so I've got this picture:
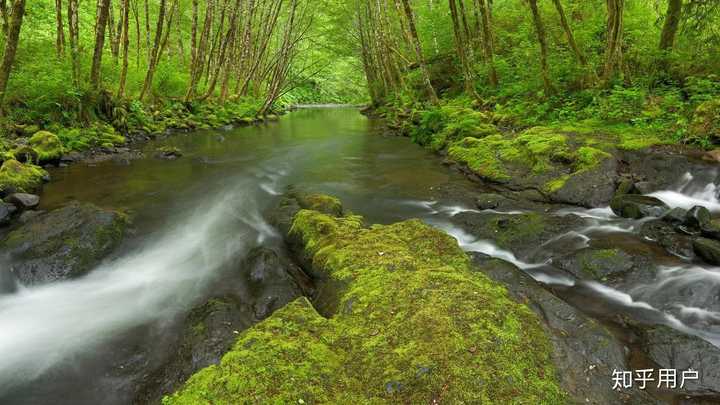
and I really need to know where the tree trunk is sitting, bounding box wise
[400,0,438,103]
[0,0,25,108]
[90,0,111,89]
[55,0,65,57]
[551,0,586,65]
[476,0,498,86]
[450,0,478,99]
[117,0,130,97]
[659,0,682,50]
[602,0,625,84]
[0,0,8,36]
[528,0,553,96]
[140,0,167,100]
[67,0,81,87]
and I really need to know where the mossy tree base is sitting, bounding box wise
[164,196,565,404]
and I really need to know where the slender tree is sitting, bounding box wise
[90,0,112,89]
[67,0,80,87]
[140,0,167,100]
[117,0,130,97]
[0,0,26,108]
[528,0,553,96]
[400,0,439,103]
[602,0,626,84]
[54,0,65,57]
[476,0,498,86]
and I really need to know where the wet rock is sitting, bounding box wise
[17,209,43,224]
[554,248,637,281]
[639,325,720,399]
[0,201,15,226]
[475,193,511,210]
[60,151,84,163]
[470,255,659,405]
[662,207,688,225]
[241,246,312,319]
[701,219,720,240]
[615,177,636,195]
[451,210,585,259]
[135,247,311,404]
[0,201,128,285]
[693,237,720,265]
[6,193,40,210]
[633,181,655,195]
[133,296,255,405]
[551,157,619,208]
[685,206,712,229]
[640,219,695,258]
[610,194,669,219]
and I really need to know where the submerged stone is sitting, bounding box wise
[610,194,668,219]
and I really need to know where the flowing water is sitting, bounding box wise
[1,108,720,403]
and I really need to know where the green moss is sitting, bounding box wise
[29,130,64,162]
[293,193,343,216]
[166,198,565,404]
[0,159,47,194]
[545,175,571,193]
[574,146,611,171]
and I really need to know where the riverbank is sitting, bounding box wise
[0,96,285,228]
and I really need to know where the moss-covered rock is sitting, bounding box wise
[29,130,64,162]
[165,196,565,404]
[0,159,47,196]
[1,201,128,285]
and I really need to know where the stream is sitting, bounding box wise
[2,107,720,404]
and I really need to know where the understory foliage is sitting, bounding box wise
[349,0,720,148]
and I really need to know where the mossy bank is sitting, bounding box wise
[164,195,565,404]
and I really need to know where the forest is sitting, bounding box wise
[1,0,720,404]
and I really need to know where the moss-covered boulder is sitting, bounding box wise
[610,194,669,219]
[1,201,128,285]
[0,159,48,197]
[165,196,565,404]
[29,130,64,162]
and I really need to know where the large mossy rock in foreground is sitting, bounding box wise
[1,201,128,285]
[164,197,565,404]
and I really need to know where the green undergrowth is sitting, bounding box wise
[374,96,675,194]
[164,196,565,404]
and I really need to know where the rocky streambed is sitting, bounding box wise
[2,108,720,404]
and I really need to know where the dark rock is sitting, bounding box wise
[662,207,688,225]
[610,194,669,219]
[0,202,15,226]
[685,205,712,229]
[451,210,585,259]
[470,255,659,405]
[17,209,43,224]
[640,219,695,258]
[701,220,720,240]
[552,157,619,208]
[134,246,312,404]
[133,296,255,405]
[1,201,128,285]
[639,325,720,399]
[60,151,84,163]
[554,247,637,281]
[693,237,720,265]
[475,193,507,210]
[6,193,40,210]
[155,147,183,160]
[241,246,312,319]
[633,181,654,194]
